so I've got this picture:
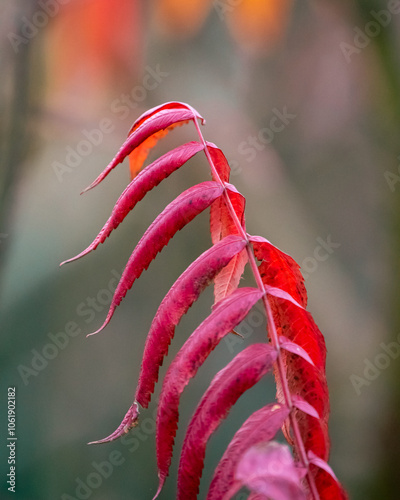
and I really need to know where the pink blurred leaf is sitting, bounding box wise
[234,442,306,500]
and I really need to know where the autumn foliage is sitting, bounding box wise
[62,102,348,499]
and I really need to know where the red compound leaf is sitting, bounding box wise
[63,102,347,500]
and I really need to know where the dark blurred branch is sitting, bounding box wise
[0,0,40,266]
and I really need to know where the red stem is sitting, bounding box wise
[193,118,320,500]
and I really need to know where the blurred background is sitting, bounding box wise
[1,0,399,498]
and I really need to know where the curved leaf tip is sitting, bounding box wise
[86,307,115,337]
[88,401,139,445]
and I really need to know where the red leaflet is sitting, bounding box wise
[127,102,203,134]
[251,235,307,307]
[264,284,304,309]
[177,343,278,500]
[208,145,248,305]
[154,288,264,497]
[292,395,320,420]
[61,141,204,265]
[207,144,231,183]
[211,199,248,304]
[136,235,248,409]
[273,300,328,417]
[208,403,290,500]
[233,442,306,500]
[307,451,338,483]
[89,181,224,335]
[128,102,204,179]
[210,184,246,248]
[82,102,204,192]
[211,197,247,305]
